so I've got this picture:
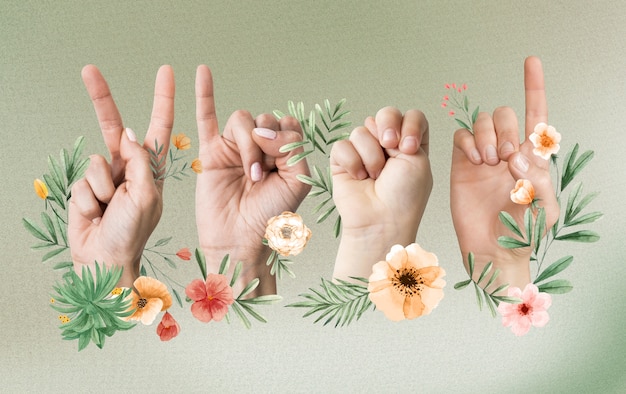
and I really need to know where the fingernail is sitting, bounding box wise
[92,217,101,225]
[471,148,482,163]
[357,169,368,180]
[125,127,137,142]
[251,162,262,182]
[500,141,515,157]
[253,127,277,140]
[400,136,418,153]
[382,129,397,145]
[485,145,498,163]
[514,154,529,172]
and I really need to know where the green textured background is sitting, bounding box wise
[2,1,624,392]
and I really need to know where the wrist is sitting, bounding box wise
[464,251,531,291]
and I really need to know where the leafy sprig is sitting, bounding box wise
[274,99,351,237]
[193,250,282,329]
[442,83,479,133]
[50,262,135,351]
[262,239,296,279]
[141,236,187,308]
[149,139,192,181]
[286,277,373,327]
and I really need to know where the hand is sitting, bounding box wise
[194,65,310,296]
[331,107,432,280]
[68,65,175,287]
[450,56,559,289]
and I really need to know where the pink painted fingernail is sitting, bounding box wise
[125,127,137,142]
[514,153,530,173]
[253,127,277,140]
[400,136,418,153]
[382,129,397,145]
[251,162,262,182]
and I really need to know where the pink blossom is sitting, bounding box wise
[443,95,449,101]
[448,110,455,116]
[497,283,551,336]
[445,83,450,89]
[441,103,448,108]
[452,83,457,89]
[462,83,467,90]
[156,312,180,341]
[185,274,234,323]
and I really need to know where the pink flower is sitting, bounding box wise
[441,102,448,108]
[185,274,234,323]
[443,95,449,101]
[156,312,180,341]
[445,83,450,89]
[462,83,467,90]
[452,83,457,89]
[497,283,551,336]
[448,110,455,116]
[176,248,192,261]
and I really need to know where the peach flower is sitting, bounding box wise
[191,158,202,173]
[529,123,561,159]
[34,179,48,200]
[176,248,192,261]
[264,211,312,256]
[156,312,180,341]
[368,244,446,321]
[497,283,551,336]
[185,274,234,323]
[172,133,191,150]
[124,276,173,325]
[510,179,535,205]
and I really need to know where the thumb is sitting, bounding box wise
[252,127,311,181]
[119,128,157,195]
[508,152,559,225]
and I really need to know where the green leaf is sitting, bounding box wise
[476,261,493,285]
[473,283,483,310]
[317,205,336,223]
[533,208,546,254]
[40,212,58,244]
[534,255,573,284]
[53,261,74,270]
[565,211,603,227]
[217,254,230,276]
[172,288,183,308]
[286,150,313,166]
[455,118,471,131]
[164,256,176,269]
[537,279,573,294]
[468,252,475,277]
[454,279,471,290]
[471,105,480,124]
[42,247,67,262]
[554,230,600,243]
[229,302,251,329]
[279,140,309,153]
[333,215,342,238]
[497,236,530,249]
[566,191,600,225]
[230,261,243,287]
[23,218,52,242]
[195,248,208,279]
[153,237,172,247]
[498,211,524,238]
[524,207,533,242]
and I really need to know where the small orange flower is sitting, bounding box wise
[172,133,191,150]
[156,312,180,341]
[529,123,561,159]
[176,248,192,261]
[510,179,535,205]
[264,211,312,256]
[368,244,446,321]
[58,315,71,324]
[124,276,172,325]
[34,179,48,200]
[191,158,202,173]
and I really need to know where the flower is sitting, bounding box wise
[529,123,561,159]
[124,276,173,325]
[172,133,191,150]
[448,110,455,116]
[58,315,71,324]
[156,312,180,341]
[191,158,202,173]
[34,179,48,200]
[510,179,535,205]
[264,211,312,256]
[497,283,551,336]
[185,274,234,323]
[368,244,446,321]
[176,248,192,261]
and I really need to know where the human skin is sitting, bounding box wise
[450,56,560,290]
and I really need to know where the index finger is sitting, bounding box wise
[524,56,548,139]
[81,65,124,171]
[195,65,220,147]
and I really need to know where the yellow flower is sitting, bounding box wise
[368,244,446,321]
[58,315,71,324]
[191,158,202,174]
[34,179,48,200]
[124,277,172,325]
[529,123,561,159]
[510,179,535,205]
[264,211,312,256]
[172,133,191,150]
[110,287,123,297]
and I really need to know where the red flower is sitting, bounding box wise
[156,312,180,341]
[176,248,192,261]
[443,95,449,101]
[448,110,455,116]
[444,83,450,89]
[185,274,234,323]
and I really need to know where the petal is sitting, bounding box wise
[403,294,426,319]
[191,300,214,323]
[531,310,550,327]
[386,245,407,271]
[419,266,446,288]
[185,279,208,301]
[418,286,445,314]
[522,283,539,303]
[507,286,523,298]
[208,300,230,322]
[510,315,532,336]
[533,292,552,310]
[138,298,163,325]
[133,276,172,310]
[368,260,394,284]
[405,243,439,269]
[368,285,406,321]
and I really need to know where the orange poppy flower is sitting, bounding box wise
[510,179,535,205]
[191,158,202,173]
[368,244,446,321]
[264,211,312,256]
[124,276,172,325]
[172,133,191,150]
[34,179,48,200]
[529,123,561,159]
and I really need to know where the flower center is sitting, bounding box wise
[280,225,293,239]
[391,268,424,297]
[540,133,553,147]
[207,295,214,301]
[518,303,530,315]
[137,298,148,309]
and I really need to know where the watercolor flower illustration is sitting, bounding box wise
[172,133,191,150]
[185,274,234,323]
[264,211,312,256]
[368,244,446,321]
[156,312,180,341]
[191,158,202,173]
[529,123,561,159]
[176,248,192,261]
[497,283,551,336]
[33,179,48,200]
[124,276,173,325]
[510,179,535,205]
